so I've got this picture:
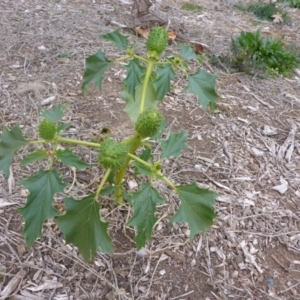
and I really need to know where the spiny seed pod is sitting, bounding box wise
[38,119,57,141]
[98,139,128,169]
[146,26,168,56]
[135,109,164,138]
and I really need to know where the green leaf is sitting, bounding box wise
[122,82,159,122]
[102,29,129,50]
[18,170,67,247]
[57,123,72,133]
[135,163,152,176]
[82,50,112,95]
[154,65,176,100]
[180,44,198,60]
[0,125,28,178]
[56,149,91,170]
[55,194,113,262]
[42,104,67,123]
[152,119,166,139]
[185,69,219,113]
[134,148,152,176]
[128,183,165,249]
[124,59,146,100]
[21,149,48,166]
[100,185,115,196]
[170,182,217,240]
[160,130,188,158]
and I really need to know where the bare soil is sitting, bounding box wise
[0,0,300,299]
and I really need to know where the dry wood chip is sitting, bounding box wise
[26,280,63,292]
[0,269,26,298]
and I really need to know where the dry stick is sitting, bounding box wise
[241,86,274,109]
[99,254,121,300]
[228,230,299,238]
[277,121,297,163]
[222,141,233,177]
[259,289,282,300]
[144,253,164,298]
[279,280,300,294]
[170,290,194,300]
[270,254,289,273]
[28,239,132,300]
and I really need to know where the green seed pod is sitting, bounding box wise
[135,109,164,138]
[38,119,57,141]
[146,26,168,56]
[98,139,128,169]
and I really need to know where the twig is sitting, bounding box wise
[277,122,297,163]
[271,255,289,272]
[170,290,194,300]
[279,280,300,294]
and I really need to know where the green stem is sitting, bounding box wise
[127,153,178,192]
[140,60,155,113]
[132,54,149,64]
[95,168,111,200]
[114,135,142,203]
[48,142,58,169]
[57,137,100,148]
[113,55,131,64]
[27,140,47,145]
[173,64,188,75]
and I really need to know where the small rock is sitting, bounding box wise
[266,277,275,287]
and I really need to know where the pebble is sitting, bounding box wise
[266,277,275,287]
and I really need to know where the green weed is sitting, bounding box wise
[181,2,203,11]
[231,29,299,76]
[247,2,289,22]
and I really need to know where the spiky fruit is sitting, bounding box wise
[38,120,57,141]
[98,139,128,169]
[135,109,164,138]
[146,26,168,56]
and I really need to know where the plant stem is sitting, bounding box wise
[57,137,100,148]
[114,135,142,203]
[140,59,155,113]
[48,143,58,169]
[113,55,131,64]
[127,153,178,192]
[27,140,48,145]
[132,54,149,64]
[95,168,111,200]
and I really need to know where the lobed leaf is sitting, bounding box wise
[82,50,112,95]
[160,130,188,158]
[154,64,176,100]
[128,183,165,249]
[0,125,28,178]
[102,29,129,50]
[170,182,217,240]
[57,123,72,133]
[20,149,48,166]
[180,44,198,60]
[55,194,113,262]
[56,149,91,170]
[122,81,159,122]
[124,59,146,100]
[18,170,67,247]
[185,69,219,113]
[42,103,67,123]
[134,147,153,176]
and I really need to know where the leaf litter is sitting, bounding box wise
[0,0,300,299]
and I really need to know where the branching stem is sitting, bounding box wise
[140,59,155,113]
[95,168,111,200]
[127,153,177,192]
[114,135,142,203]
[56,137,100,148]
